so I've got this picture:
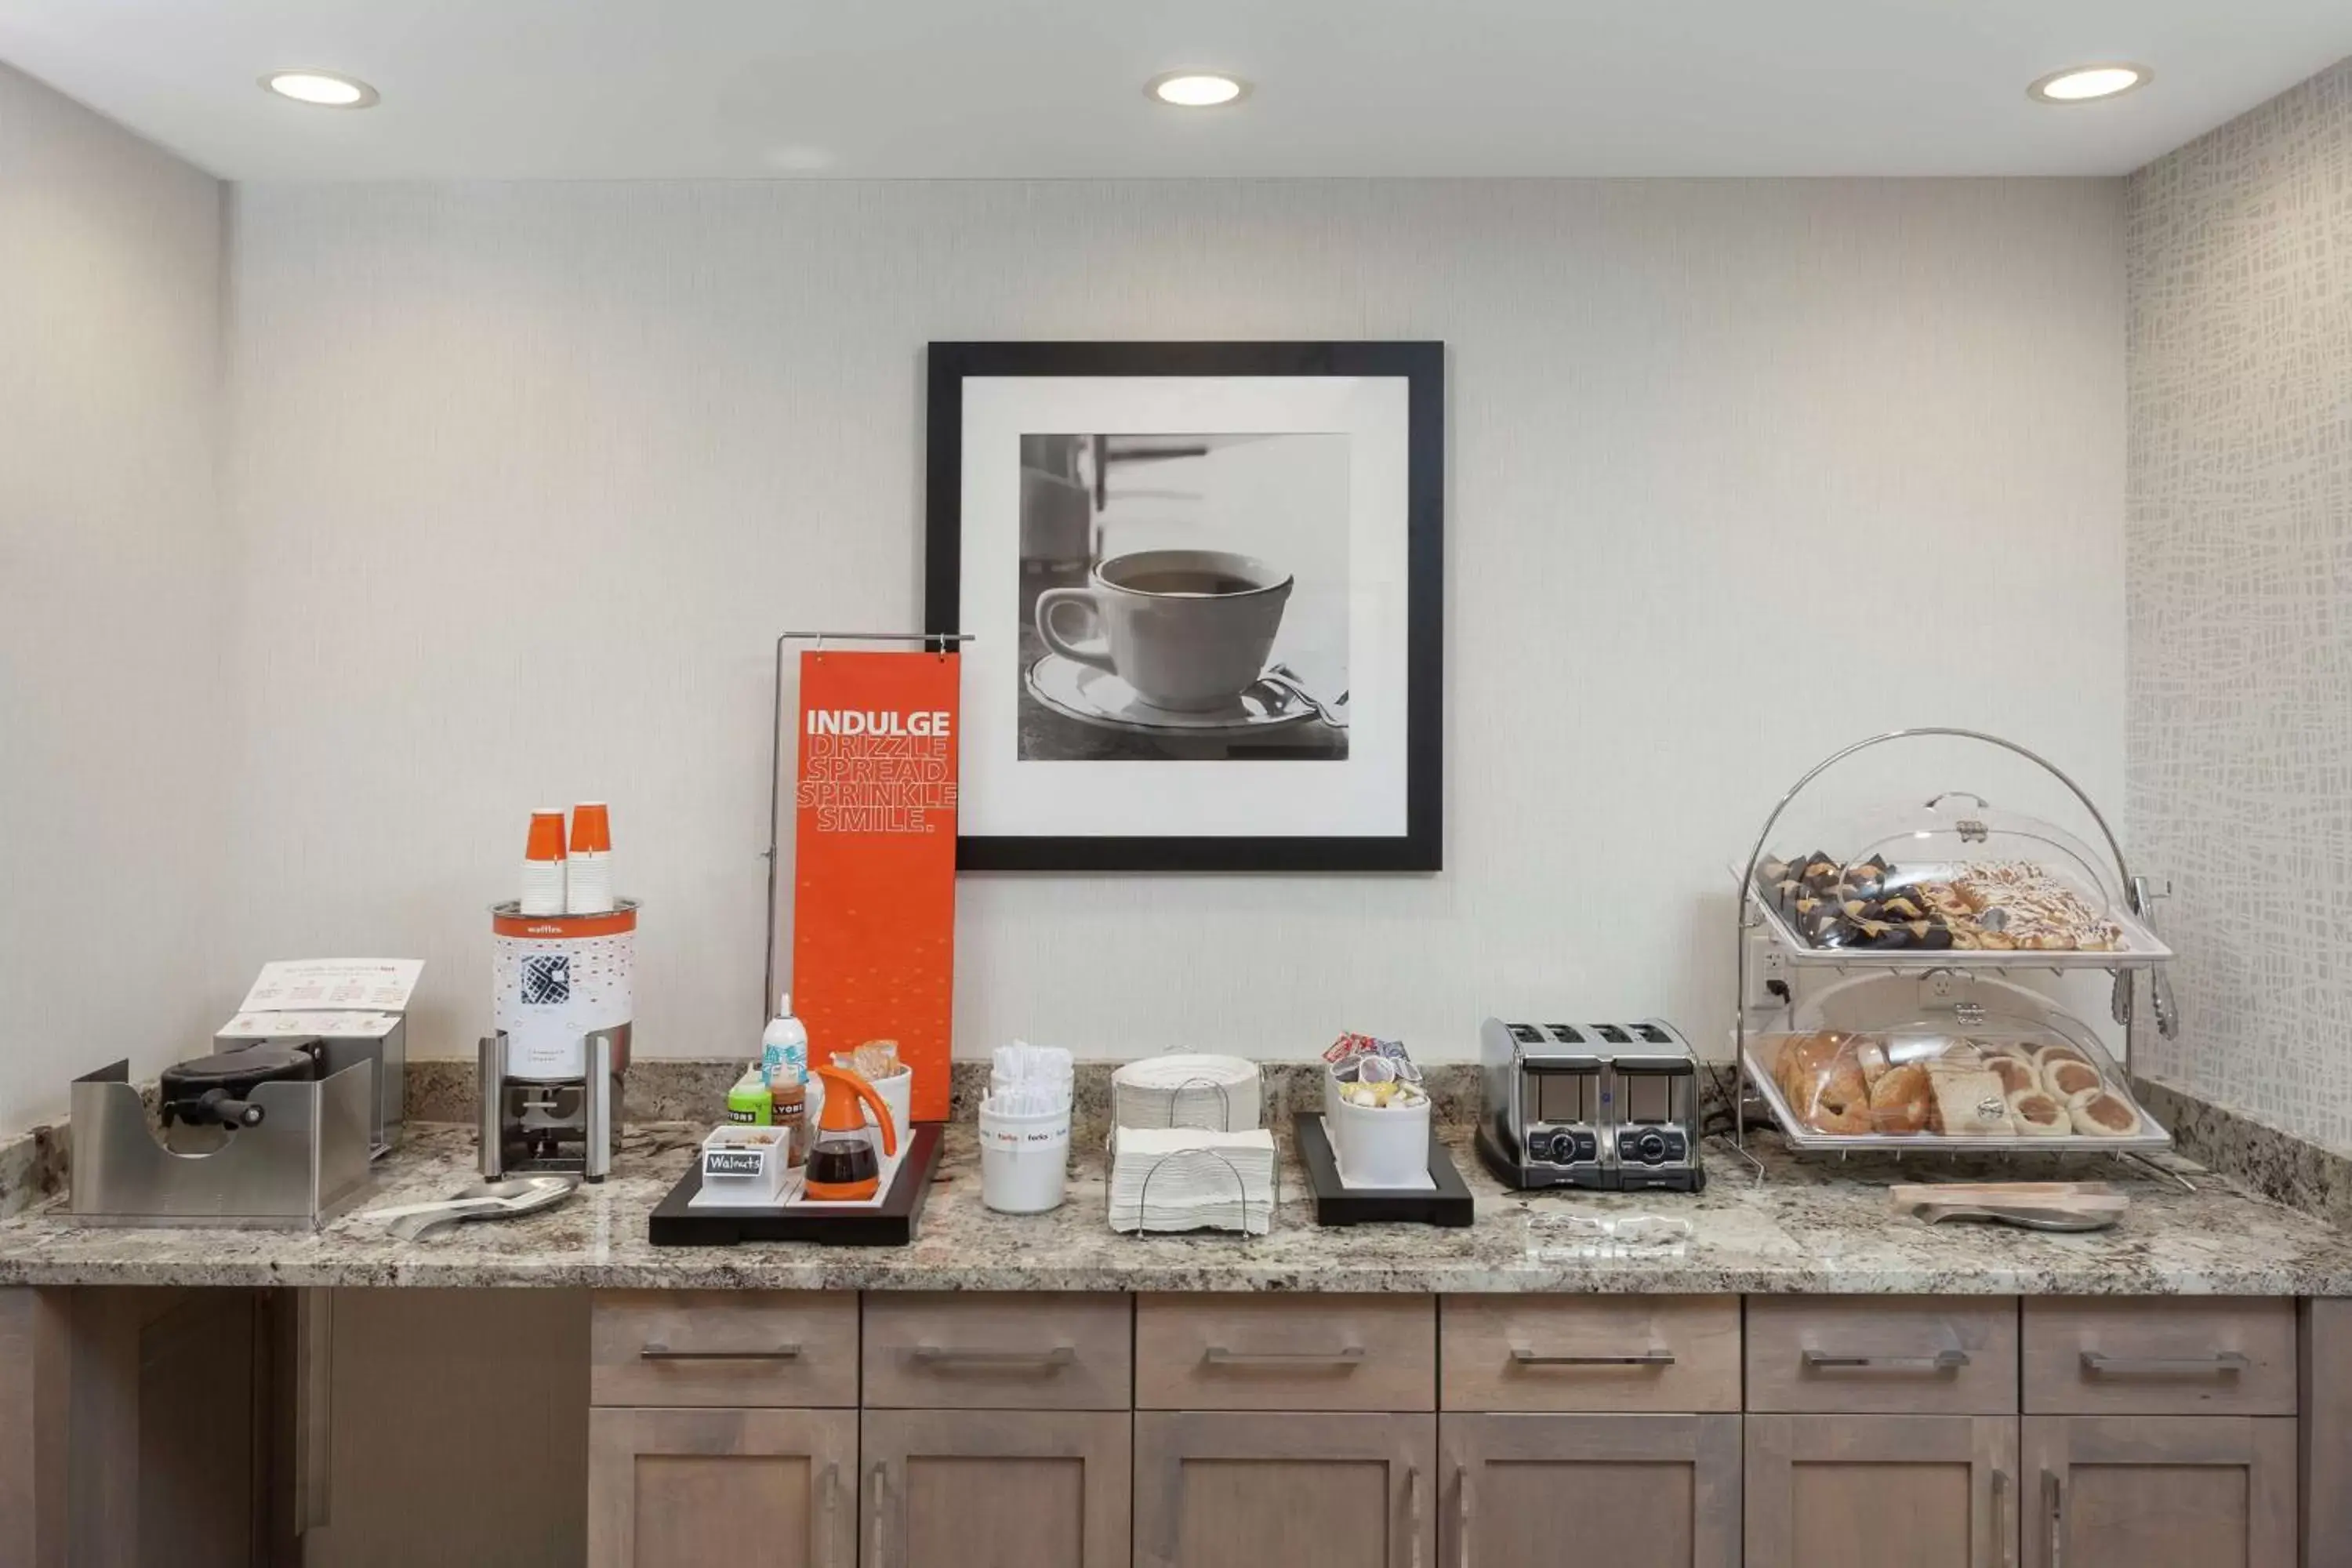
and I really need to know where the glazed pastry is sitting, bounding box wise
[1867,1062,1933,1134]
[1986,1056,2039,1098]
[2067,1088,2142,1137]
[2006,1088,2071,1136]
[1927,1066,2012,1136]
[2034,1043,2095,1072]
[2042,1058,2103,1100]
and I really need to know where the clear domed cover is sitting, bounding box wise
[1750,795,2158,960]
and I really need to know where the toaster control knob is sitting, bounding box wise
[1635,1130,1667,1164]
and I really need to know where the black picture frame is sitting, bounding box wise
[924,340,1444,873]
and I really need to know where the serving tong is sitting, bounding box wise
[356,1174,580,1239]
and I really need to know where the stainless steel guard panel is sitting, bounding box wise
[70,1059,376,1227]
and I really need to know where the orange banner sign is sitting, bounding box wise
[789,650,959,1123]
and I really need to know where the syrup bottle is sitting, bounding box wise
[804,1065,898,1201]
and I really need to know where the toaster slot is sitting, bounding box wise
[1624,1074,1672,1123]
[1535,1073,1589,1125]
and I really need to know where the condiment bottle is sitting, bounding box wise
[771,1078,808,1167]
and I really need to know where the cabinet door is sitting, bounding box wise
[1747,1414,2016,1568]
[587,1407,856,1568]
[2020,1416,2295,1568]
[1135,1410,1435,1568]
[862,1409,1130,1568]
[1441,1413,1738,1568]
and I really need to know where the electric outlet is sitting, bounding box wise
[1744,936,1793,1012]
[1924,969,1960,1004]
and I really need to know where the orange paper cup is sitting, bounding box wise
[570,801,612,855]
[524,809,568,862]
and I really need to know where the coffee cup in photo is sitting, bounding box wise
[1033,549,1294,711]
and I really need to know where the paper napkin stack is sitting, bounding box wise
[1109,1127,1277,1236]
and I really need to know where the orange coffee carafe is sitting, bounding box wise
[803,1065,898,1201]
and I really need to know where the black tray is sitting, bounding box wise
[1293,1112,1475,1227]
[648,1123,944,1247]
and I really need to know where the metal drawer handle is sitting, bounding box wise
[1454,1463,1471,1568]
[822,1461,840,1568]
[640,1341,803,1361]
[1203,1345,1367,1368]
[1802,1346,1969,1372]
[1511,1345,1675,1367]
[2043,1468,2064,1568]
[2079,1348,2249,1377]
[1991,1468,2011,1568]
[1407,1465,1424,1568]
[910,1343,1077,1369]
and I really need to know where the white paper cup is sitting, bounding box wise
[979,1098,1071,1214]
[518,859,567,916]
[565,852,614,914]
[1326,1091,1431,1189]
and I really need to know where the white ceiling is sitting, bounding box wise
[2,0,2347,181]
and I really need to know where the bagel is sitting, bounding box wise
[1867,1062,1933,1134]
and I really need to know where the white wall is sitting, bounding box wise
[2129,59,2352,1152]
[221,177,2127,1066]
[0,64,227,1127]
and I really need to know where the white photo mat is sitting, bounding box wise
[956,374,1412,840]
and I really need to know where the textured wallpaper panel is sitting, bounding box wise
[2128,58,2352,1152]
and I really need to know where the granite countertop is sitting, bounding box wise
[2,1120,2349,1295]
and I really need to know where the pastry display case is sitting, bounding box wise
[1744,989,2167,1154]
[1732,728,2180,1172]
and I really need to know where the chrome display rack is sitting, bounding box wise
[1728,728,2183,1187]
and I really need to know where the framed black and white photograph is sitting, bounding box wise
[924,341,1443,871]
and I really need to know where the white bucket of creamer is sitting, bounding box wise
[490,899,637,1080]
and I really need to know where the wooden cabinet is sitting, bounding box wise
[2021,1298,2296,1416]
[1441,1295,1740,1414]
[1137,1293,1435,1411]
[862,1409,1129,1568]
[2020,1415,2296,1568]
[1134,1410,1435,1568]
[862,1292,1132,1410]
[1747,1296,2019,1415]
[1747,1414,2016,1568]
[586,1406,856,1568]
[591,1289,858,1408]
[1442,1414,1739,1568]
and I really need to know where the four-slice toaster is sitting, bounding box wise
[1476,1017,1706,1192]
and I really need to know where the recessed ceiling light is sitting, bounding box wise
[1149,71,1248,108]
[261,70,379,108]
[2028,64,2150,104]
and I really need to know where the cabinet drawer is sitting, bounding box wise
[1137,1294,1435,1411]
[2023,1298,2296,1415]
[1442,1294,1740,1412]
[590,1290,858,1407]
[1747,1296,2018,1414]
[862,1292,1132,1409]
